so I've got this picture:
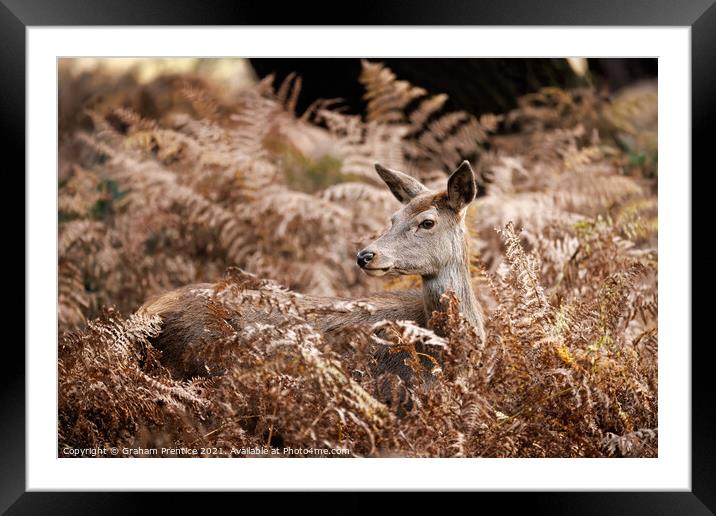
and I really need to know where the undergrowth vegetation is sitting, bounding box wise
[58,59,658,457]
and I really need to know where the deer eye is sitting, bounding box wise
[419,219,435,230]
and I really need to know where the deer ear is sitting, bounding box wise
[374,163,427,204]
[446,160,477,211]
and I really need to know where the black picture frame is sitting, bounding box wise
[4,0,710,513]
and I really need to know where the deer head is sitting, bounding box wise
[357,161,477,278]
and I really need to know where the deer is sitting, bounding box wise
[140,160,485,382]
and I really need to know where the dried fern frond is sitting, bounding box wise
[359,59,494,179]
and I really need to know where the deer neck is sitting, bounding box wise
[421,235,481,331]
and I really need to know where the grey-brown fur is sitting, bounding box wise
[358,161,485,339]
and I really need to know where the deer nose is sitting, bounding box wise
[356,250,375,268]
